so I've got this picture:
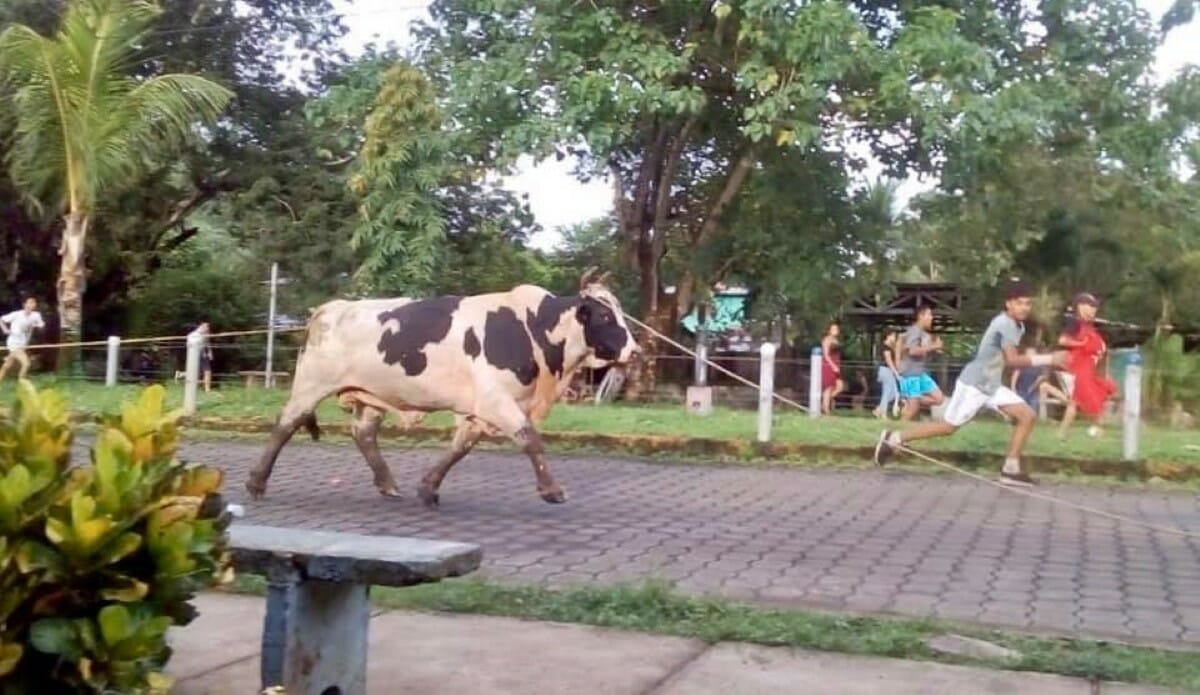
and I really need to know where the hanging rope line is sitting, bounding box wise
[8,326,306,351]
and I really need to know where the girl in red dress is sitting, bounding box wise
[1057,292,1117,438]
[820,321,845,415]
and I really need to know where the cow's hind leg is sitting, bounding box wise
[350,402,401,497]
[418,416,483,509]
[246,389,326,499]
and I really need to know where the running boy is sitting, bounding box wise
[0,297,46,381]
[897,304,945,421]
[873,281,1068,487]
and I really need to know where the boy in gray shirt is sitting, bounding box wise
[897,304,945,420]
[873,280,1068,487]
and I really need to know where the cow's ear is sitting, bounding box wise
[575,302,592,324]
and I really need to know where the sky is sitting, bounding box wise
[331,0,1200,251]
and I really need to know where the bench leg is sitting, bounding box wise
[262,562,370,695]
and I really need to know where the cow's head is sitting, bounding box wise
[576,268,639,366]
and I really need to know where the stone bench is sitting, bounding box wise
[227,524,482,695]
[237,370,292,388]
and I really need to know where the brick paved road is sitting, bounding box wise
[182,438,1200,646]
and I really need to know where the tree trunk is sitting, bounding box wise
[674,268,697,330]
[56,211,88,374]
[624,237,662,401]
[1157,294,1171,337]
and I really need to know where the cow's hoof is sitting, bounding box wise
[417,485,440,509]
[377,484,401,498]
[539,487,567,504]
[245,480,266,500]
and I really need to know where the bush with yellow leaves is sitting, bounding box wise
[0,381,233,694]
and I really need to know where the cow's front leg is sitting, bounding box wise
[513,423,566,504]
[483,399,566,504]
[418,416,482,508]
[350,402,400,497]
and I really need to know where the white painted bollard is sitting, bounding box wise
[686,331,714,416]
[105,336,120,387]
[808,346,822,419]
[1123,350,1142,461]
[265,261,279,388]
[184,332,202,417]
[757,342,776,443]
[694,340,709,387]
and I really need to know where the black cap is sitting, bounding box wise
[1072,292,1099,307]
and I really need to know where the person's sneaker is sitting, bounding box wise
[999,471,1037,488]
[874,430,895,467]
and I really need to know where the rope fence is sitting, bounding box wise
[5,326,306,352]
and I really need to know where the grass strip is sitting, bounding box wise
[31,378,1200,484]
[225,575,1199,690]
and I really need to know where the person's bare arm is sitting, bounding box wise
[1004,345,1068,369]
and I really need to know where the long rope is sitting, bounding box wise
[621,314,1200,540]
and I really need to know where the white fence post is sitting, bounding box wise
[265,261,279,388]
[808,346,822,419]
[757,342,776,443]
[105,336,120,387]
[1122,350,1142,461]
[184,332,201,417]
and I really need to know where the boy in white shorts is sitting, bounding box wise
[873,281,1068,487]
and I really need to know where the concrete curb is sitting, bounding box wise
[169,593,1188,694]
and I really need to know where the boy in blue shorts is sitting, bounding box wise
[898,304,945,421]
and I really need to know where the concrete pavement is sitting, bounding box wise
[168,592,1185,694]
[163,438,1200,646]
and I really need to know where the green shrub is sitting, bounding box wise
[1143,333,1200,415]
[0,381,233,693]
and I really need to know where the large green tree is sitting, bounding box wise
[303,51,542,298]
[413,0,1115,393]
[0,0,232,366]
[0,0,348,345]
[900,20,1200,331]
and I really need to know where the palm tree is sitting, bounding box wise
[0,0,232,369]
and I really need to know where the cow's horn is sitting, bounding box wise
[579,266,599,289]
[597,270,613,285]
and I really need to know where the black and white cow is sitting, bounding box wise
[245,270,638,506]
